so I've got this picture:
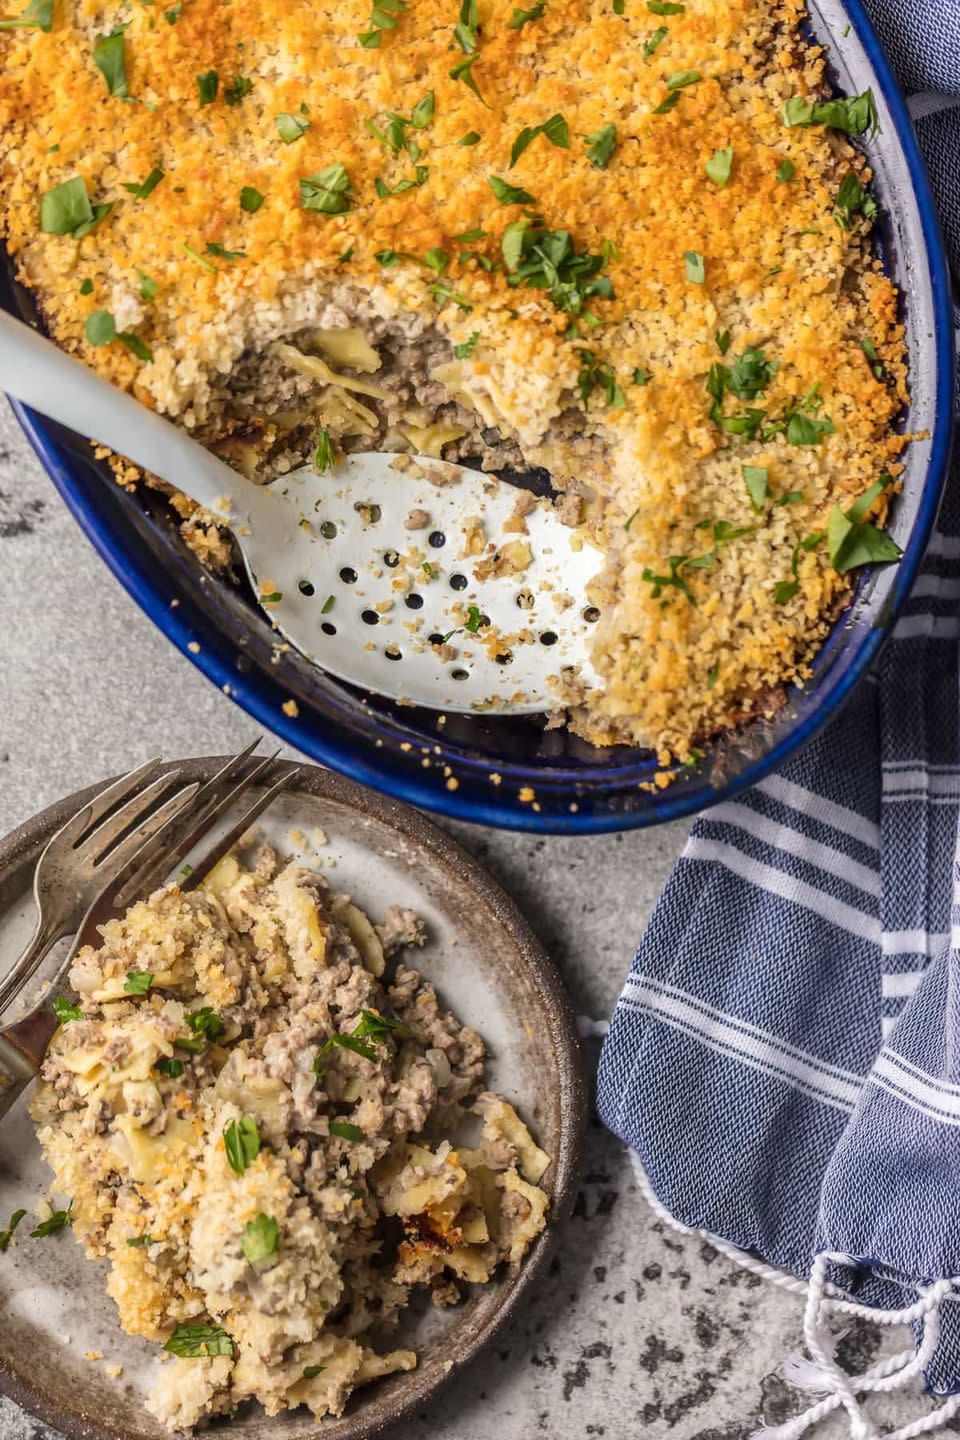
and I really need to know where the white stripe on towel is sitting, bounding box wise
[709,802,881,898]
[683,836,881,942]
[621,980,862,1112]
[754,775,880,849]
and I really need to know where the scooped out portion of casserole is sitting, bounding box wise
[28,845,550,1431]
[0,0,907,759]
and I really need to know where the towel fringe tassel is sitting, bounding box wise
[748,1252,959,1440]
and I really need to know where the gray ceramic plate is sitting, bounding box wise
[0,761,585,1440]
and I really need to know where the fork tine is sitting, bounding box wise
[112,746,278,907]
[0,775,200,1017]
[43,757,163,854]
[81,770,188,866]
[182,766,301,893]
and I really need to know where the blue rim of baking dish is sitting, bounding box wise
[5,0,956,834]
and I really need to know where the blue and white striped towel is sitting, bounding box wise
[597,3,960,1436]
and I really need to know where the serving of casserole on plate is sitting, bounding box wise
[0,764,584,1439]
[0,0,923,769]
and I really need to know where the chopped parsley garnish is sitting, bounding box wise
[321,594,335,613]
[642,555,699,605]
[31,1203,73,1238]
[241,1212,279,1264]
[0,1209,26,1252]
[705,146,733,187]
[0,0,53,30]
[164,1,180,20]
[164,1324,234,1359]
[315,1032,379,1066]
[127,1233,158,1246]
[786,410,833,445]
[409,90,435,128]
[196,69,218,105]
[647,0,683,10]
[584,123,617,170]
[488,175,535,205]
[206,241,246,260]
[124,970,153,994]
[454,0,478,51]
[122,166,164,199]
[300,164,352,215]
[706,662,718,689]
[120,332,153,361]
[509,112,569,167]
[652,90,680,114]
[665,68,701,90]
[353,1009,413,1041]
[183,242,217,272]
[223,1116,260,1175]
[52,996,83,1024]
[186,1006,224,1038]
[240,185,264,212]
[40,176,111,237]
[277,111,309,143]
[156,1056,184,1077]
[509,1,544,25]
[224,74,252,105]
[137,269,157,301]
[424,246,449,272]
[79,277,93,295]
[742,464,768,512]
[85,309,116,345]
[358,0,406,47]
[776,157,796,182]
[501,224,614,332]
[773,532,822,604]
[684,249,705,283]
[454,331,480,359]
[706,346,777,426]
[465,605,484,632]
[375,164,428,197]
[458,130,481,145]
[449,51,484,102]
[777,489,804,506]
[834,170,878,228]
[314,428,335,471]
[259,590,282,605]
[827,477,901,574]
[92,28,128,99]
[782,88,878,137]
[577,349,625,409]
[302,1365,325,1380]
[643,24,667,56]
[633,366,651,385]
[715,329,731,354]
[330,1121,364,1142]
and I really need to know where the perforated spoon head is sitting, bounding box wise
[229,452,604,715]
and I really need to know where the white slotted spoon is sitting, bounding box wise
[0,310,603,714]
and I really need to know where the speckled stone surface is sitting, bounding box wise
[0,402,921,1440]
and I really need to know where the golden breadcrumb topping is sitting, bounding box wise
[0,0,908,757]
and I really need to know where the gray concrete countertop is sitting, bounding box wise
[0,404,915,1440]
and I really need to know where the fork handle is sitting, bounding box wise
[0,1011,54,1121]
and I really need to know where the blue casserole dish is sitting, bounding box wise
[1,0,954,833]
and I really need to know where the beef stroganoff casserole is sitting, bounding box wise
[24,844,550,1430]
[0,0,907,761]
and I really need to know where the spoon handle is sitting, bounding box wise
[0,309,247,516]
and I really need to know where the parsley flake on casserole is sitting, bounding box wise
[28,846,550,1431]
[0,0,906,759]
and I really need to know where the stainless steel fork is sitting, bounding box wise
[0,748,299,1120]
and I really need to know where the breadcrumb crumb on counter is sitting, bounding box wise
[0,0,907,759]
